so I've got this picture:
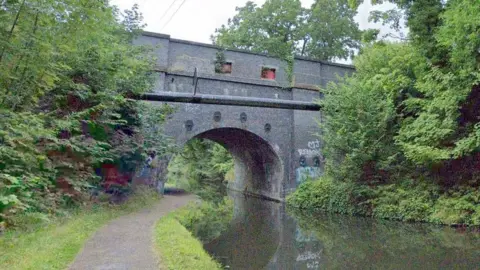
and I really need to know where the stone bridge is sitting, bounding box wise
[134,32,354,201]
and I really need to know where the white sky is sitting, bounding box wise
[111,0,400,44]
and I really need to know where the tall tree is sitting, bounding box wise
[212,0,305,59]
[305,0,361,60]
[212,0,360,61]
[352,0,445,62]
[0,1,172,225]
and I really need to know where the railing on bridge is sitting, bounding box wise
[136,92,321,111]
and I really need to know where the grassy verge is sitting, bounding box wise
[154,216,221,270]
[0,189,161,270]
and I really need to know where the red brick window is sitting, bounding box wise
[215,62,232,74]
[221,62,232,74]
[261,67,276,80]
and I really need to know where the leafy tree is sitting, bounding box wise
[289,0,480,225]
[321,43,426,182]
[167,139,233,203]
[0,1,172,225]
[350,0,446,62]
[323,0,480,172]
[212,0,305,59]
[212,0,360,61]
[304,0,361,60]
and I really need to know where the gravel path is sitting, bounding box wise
[69,194,196,270]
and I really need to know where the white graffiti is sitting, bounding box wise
[296,251,322,261]
[184,103,200,113]
[307,139,321,149]
[297,149,321,157]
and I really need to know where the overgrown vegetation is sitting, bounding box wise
[0,188,161,270]
[166,139,234,243]
[288,0,480,226]
[288,178,480,225]
[167,139,234,203]
[0,1,173,227]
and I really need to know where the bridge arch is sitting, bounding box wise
[183,127,284,200]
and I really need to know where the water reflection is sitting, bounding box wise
[204,192,281,269]
[205,192,480,269]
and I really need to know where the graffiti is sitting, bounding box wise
[295,227,318,243]
[297,140,321,157]
[296,251,321,262]
[295,166,322,185]
[185,103,200,113]
[295,140,324,186]
[307,139,320,149]
[298,148,321,157]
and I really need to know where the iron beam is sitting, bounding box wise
[136,92,321,111]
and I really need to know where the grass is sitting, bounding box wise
[154,216,222,270]
[0,188,161,270]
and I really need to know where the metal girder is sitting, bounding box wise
[135,92,321,111]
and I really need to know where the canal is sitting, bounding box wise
[203,191,480,269]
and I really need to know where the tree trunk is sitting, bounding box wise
[0,0,27,64]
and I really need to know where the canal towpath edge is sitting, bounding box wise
[69,194,197,270]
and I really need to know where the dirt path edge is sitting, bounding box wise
[69,194,196,270]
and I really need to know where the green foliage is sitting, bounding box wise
[167,139,233,202]
[295,0,480,226]
[321,43,425,181]
[288,178,480,225]
[214,50,227,73]
[154,216,222,270]
[173,197,234,243]
[212,0,360,62]
[212,0,304,59]
[0,188,161,270]
[430,186,480,225]
[369,180,438,222]
[0,1,172,225]
[286,177,362,215]
[305,0,361,60]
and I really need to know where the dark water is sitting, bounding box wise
[204,192,480,270]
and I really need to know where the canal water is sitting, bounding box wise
[204,191,480,270]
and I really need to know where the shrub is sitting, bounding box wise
[287,177,480,225]
[429,187,480,225]
[286,177,361,215]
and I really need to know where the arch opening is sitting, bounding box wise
[193,127,284,200]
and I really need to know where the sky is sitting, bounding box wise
[111,0,400,44]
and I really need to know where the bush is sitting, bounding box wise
[287,177,362,215]
[0,2,175,227]
[287,178,480,226]
[370,181,437,222]
[429,187,480,225]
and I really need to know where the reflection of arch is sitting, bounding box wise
[204,191,281,269]
[184,127,284,200]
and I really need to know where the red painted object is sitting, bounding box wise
[101,164,129,189]
[261,68,276,80]
[221,63,232,73]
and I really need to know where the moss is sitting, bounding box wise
[154,216,222,270]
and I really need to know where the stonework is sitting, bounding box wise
[135,31,354,201]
